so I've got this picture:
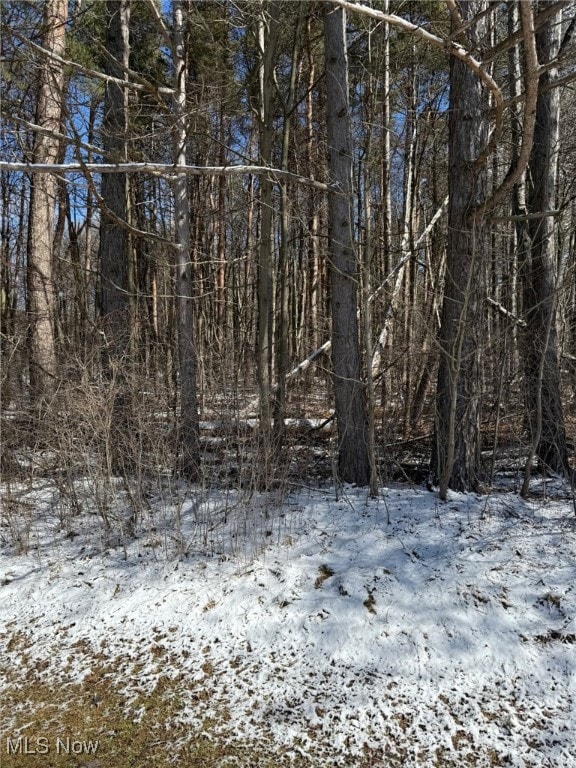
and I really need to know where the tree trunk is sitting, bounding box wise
[99,0,131,361]
[431,0,488,497]
[273,8,303,447]
[26,0,67,402]
[305,16,322,353]
[255,2,278,439]
[324,4,369,486]
[522,4,570,479]
[371,58,417,380]
[173,0,201,481]
[215,111,227,339]
[97,0,132,474]
[360,25,379,497]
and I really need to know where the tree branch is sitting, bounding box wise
[444,0,472,49]
[472,0,539,219]
[0,112,101,157]
[483,1,569,63]
[143,0,174,56]
[238,193,448,416]
[9,26,174,97]
[559,11,576,56]
[77,156,177,250]
[491,209,562,222]
[0,161,334,192]
[486,297,526,327]
[331,0,504,171]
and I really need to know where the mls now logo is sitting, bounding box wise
[6,736,99,755]
[6,738,49,755]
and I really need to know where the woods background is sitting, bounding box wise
[1,0,576,506]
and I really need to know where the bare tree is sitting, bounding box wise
[98,0,131,351]
[273,7,304,448]
[26,0,67,402]
[97,0,132,472]
[173,0,201,480]
[6,0,576,498]
[253,1,279,452]
[431,0,489,497]
[324,4,369,486]
[521,2,570,486]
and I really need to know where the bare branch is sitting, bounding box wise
[448,1,496,43]
[369,195,448,309]
[537,43,576,75]
[0,161,334,192]
[559,11,576,56]
[9,26,173,97]
[285,340,332,381]
[491,209,562,222]
[0,112,101,156]
[545,70,576,90]
[291,196,449,383]
[239,193,448,416]
[483,0,569,63]
[473,1,539,219]
[486,297,527,327]
[76,155,177,250]
[331,1,504,170]
[444,0,472,48]
[143,0,174,55]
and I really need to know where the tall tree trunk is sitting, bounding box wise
[324,4,369,486]
[273,8,303,446]
[431,0,488,498]
[360,24,379,497]
[83,95,97,366]
[256,2,278,440]
[173,0,201,481]
[99,0,131,364]
[522,4,569,480]
[215,111,227,340]
[26,0,67,402]
[371,59,417,380]
[380,0,393,285]
[507,2,525,388]
[305,16,321,353]
[97,0,132,473]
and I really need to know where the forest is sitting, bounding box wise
[1,0,576,499]
[2,2,576,766]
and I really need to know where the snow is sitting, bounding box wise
[1,480,576,765]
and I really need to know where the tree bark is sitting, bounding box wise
[431,0,489,497]
[273,7,303,448]
[255,2,279,442]
[522,3,570,480]
[324,4,370,486]
[173,0,201,481]
[98,0,131,362]
[26,0,67,402]
[97,0,132,473]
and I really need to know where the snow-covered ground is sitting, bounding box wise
[1,480,576,766]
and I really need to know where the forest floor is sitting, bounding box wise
[1,476,576,767]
